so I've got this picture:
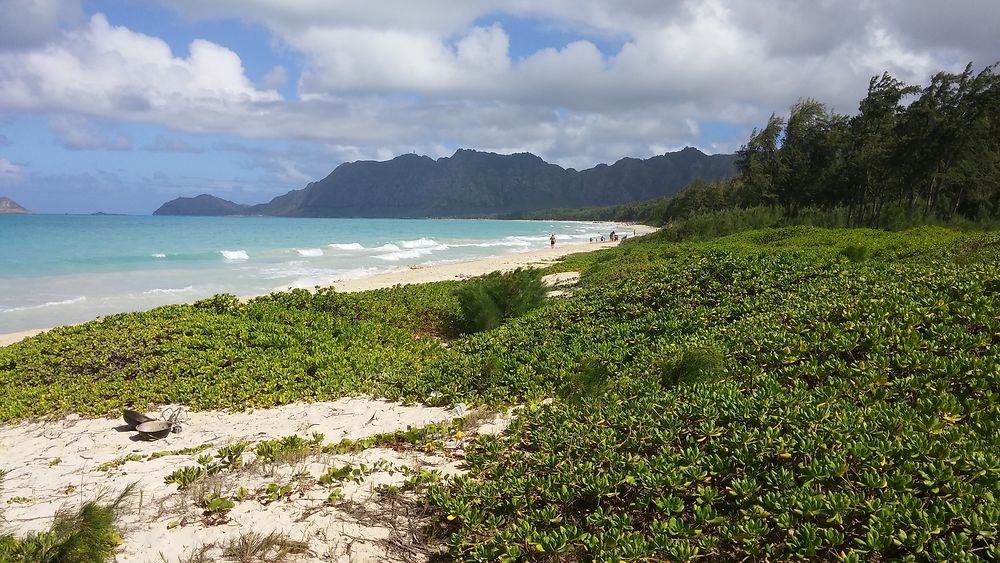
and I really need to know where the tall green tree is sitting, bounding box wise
[735,114,785,206]
[895,63,1000,219]
[848,73,918,226]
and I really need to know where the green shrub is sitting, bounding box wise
[454,268,546,333]
[192,293,242,315]
[657,345,727,388]
[558,357,612,403]
[0,484,134,563]
[839,244,868,262]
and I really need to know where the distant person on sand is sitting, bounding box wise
[549,234,556,247]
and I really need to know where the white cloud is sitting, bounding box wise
[0,14,281,121]
[0,1,995,172]
[262,65,288,88]
[159,0,492,36]
[295,24,510,96]
[0,156,20,176]
[0,0,83,49]
[48,115,131,150]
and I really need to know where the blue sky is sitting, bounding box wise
[0,0,996,214]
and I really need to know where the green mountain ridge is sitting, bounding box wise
[153,147,736,217]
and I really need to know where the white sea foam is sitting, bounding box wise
[372,243,401,252]
[328,242,364,251]
[220,250,249,260]
[375,247,440,261]
[2,296,87,313]
[329,266,381,281]
[151,253,167,258]
[451,238,528,248]
[297,248,324,257]
[399,238,440,249]
[278,267,381,290]
[143,286,195,295]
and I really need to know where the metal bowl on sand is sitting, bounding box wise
[135,420,173,440]
[123,409,155,430]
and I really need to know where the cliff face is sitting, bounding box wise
[0,197,30,214]
[153,194,249,216]
[156,147,737,218]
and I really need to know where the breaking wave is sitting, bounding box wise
[220,250,249,260]
[399,238,440,249]
[374,245,448,261]
[328,242,365,251]
[143,286,195,295]
[2,296,87,313]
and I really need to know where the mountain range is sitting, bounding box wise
[154,147,736,218]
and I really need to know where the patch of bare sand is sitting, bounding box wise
[0,398,514,562]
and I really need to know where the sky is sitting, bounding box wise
[0,1,996,214]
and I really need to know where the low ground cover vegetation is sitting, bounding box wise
[2,226,999,560]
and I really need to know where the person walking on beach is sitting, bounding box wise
[549,234,556,247]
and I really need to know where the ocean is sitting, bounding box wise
[0,215,622,333]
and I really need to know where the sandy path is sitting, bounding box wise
[0,398,512,562]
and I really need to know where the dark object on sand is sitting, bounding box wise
[135,420,173,440]
[123,409,154,430]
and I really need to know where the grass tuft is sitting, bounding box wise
[221,531,308,562]
[0,483,136,563]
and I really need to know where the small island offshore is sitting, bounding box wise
[0,197,30,214]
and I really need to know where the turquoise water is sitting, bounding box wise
[0,215,622,332]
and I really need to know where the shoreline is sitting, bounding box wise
[0,224,657,347]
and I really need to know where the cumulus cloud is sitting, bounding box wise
[880,0,1000,67]
[153,0,988,139]
[0,14,281,121]
[0,0,83,49]
[295,24,511,97]
[261,65,288,89]
[1,1,997,172]
[48,115,131,150]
